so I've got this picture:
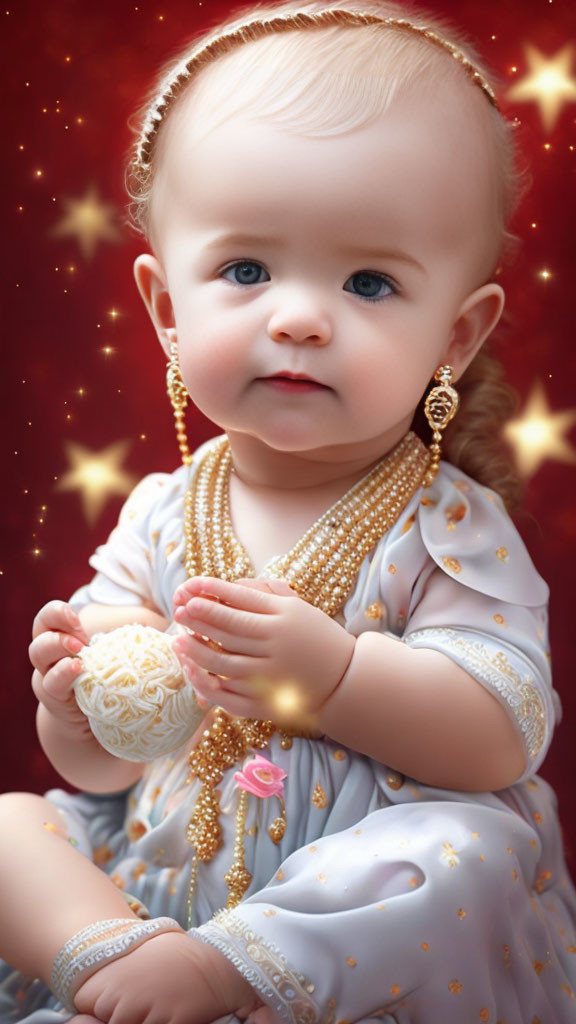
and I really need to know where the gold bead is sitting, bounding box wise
[268,816,287,844]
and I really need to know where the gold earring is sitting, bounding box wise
[166,339,192,466]
[422,365,459,486]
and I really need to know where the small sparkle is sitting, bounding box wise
[538,268,552,280]
[34,169,43,177]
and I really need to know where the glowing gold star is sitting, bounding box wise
[56,440,136,524]
[51,185,122,259]
[273,684,305,716]
[503,383,576,477]
[507,45,576,132]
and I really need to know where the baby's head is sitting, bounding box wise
[128,0,520,277]
[127,1,522,501]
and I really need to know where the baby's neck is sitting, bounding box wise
[225,429,408,576]
[225,429,402,492]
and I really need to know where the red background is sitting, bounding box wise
[2,0,575,869]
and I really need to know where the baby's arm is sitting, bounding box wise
[32,599,169,793]
[173,577,524,792]
[316,630,525,790]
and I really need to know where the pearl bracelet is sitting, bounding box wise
[51,916,184,1012]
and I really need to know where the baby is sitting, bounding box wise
[1,2,575,1023]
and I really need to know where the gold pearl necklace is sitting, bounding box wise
[184,431,429,921]
[185,431,429,617]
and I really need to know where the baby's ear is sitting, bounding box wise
[446,283,505,380]
[133,253,175,356]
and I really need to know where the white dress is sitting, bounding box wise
[2,436,575,1024]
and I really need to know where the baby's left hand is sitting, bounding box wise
[172,577,355,724]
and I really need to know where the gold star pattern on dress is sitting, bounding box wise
[503,382,576,477]
[56,440,136,524]
[51,185,122,259]
[507,45,576,132]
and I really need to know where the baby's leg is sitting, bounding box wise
[0,791,140,986]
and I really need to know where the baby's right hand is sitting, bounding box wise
[30,601,91,735]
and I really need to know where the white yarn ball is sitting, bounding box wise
[74,624,204,762]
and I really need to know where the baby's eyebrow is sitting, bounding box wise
[340,246,426,274]
[203,232,275,251]
[202,233,425,275]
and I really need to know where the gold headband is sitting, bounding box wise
[135,7,499,172]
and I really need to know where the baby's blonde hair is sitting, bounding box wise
[126,0,524,507]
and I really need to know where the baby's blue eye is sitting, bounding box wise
[221,262,270,286]
[344,272,395,301]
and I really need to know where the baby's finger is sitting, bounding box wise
[175,597,269,640]
[31,600,88,642]
[29,629,86,674]
[203,689,260,719]
[42,657,85,701]
[173,579,197,610]
[190,665,263,701]
[191,670,260,718]
[178,632,259,679]
[174,619,265,658]
[183,577,277,613]
[238,577,298,598]
[32,663,88,729]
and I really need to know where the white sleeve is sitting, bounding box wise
[344,462,557,779]
[69,467,190,619]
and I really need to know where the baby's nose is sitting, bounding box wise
[267,293,332,345]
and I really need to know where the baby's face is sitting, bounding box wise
[144,84,502,462]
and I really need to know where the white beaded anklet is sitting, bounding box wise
[51,916,183,1011]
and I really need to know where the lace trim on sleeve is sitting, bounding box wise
[190,910,320,1024]
[404,628,547,762]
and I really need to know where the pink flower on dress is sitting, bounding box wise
[234,754,287,798]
